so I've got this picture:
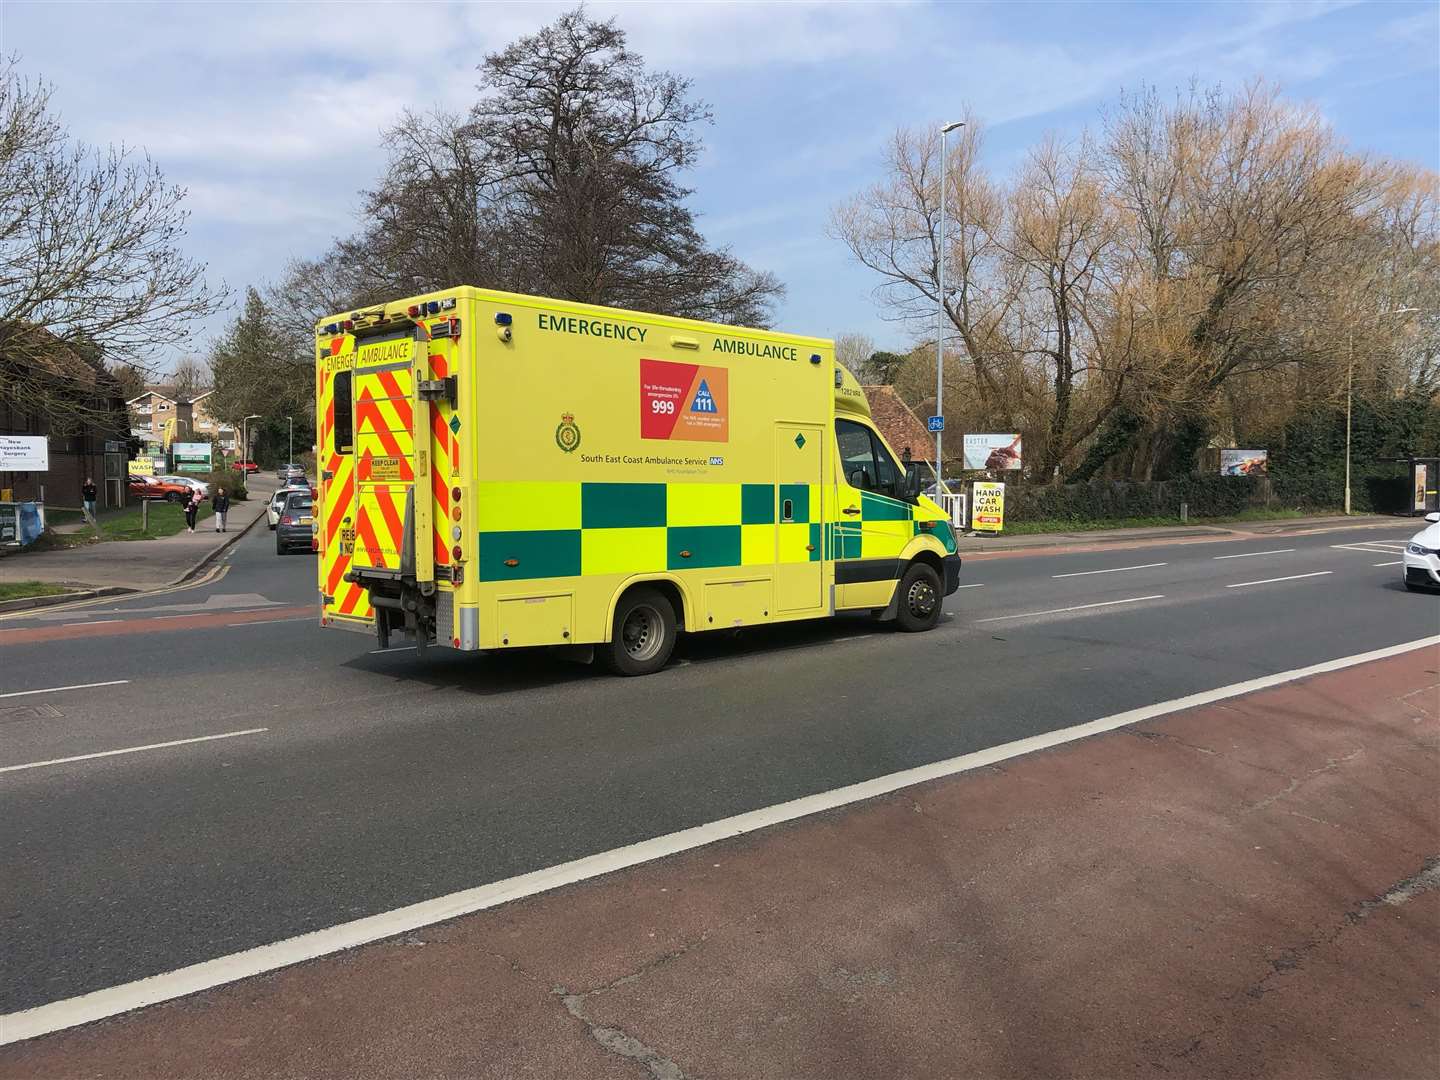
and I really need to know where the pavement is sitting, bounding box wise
[0,477,277,593]
[0,514,1436,1074]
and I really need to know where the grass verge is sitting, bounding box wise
[0,581,72,601]
[31,502,215,548]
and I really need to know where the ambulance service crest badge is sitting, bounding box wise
[555,412,581,453]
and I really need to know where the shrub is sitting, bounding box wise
[202,467,248,501]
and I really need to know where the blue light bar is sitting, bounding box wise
[426,301,440,315]
[494,312,513,326]
[810,353,822,364]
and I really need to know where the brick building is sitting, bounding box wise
[1,341,131,510]
[863,384,935,471]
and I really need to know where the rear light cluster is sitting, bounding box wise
[280,515,293,526]
[450,485,464,563]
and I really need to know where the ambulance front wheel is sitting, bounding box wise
[603,588,676,676]
[895,562,944,632]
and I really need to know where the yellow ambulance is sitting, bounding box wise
[313,287,961,674]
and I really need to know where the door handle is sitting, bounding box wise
[842,507,861,516]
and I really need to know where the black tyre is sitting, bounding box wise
[601,587,676,676]
[268,522,276,531]
[276,541,287,556]
[895,562,943,632]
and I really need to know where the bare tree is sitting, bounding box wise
[833,332,876,378]
[0,61,223,432]
[293,8,782,328]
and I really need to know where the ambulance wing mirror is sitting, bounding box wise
[900,465,922,502]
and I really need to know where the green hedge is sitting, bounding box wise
[1004,475,1267,523]
[201,468,248,501]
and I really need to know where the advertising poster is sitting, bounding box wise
[0,435,49,472]
[129,460,155,476]
[963,434,1022,471]
[172,441,213,474]
[1416,464,1429,512]
[972,481,1005,532]
[1220,449,1268,476]
[640,359,729,442]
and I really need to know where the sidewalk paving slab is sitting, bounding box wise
[0,478,278,594]
[5,646,1435,1079]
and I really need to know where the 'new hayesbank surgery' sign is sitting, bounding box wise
[0,436,49,472]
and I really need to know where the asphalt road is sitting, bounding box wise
[1,517,1436,1014]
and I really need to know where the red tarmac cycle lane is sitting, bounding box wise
[5,649,1437,1079]
[0,605,313,646]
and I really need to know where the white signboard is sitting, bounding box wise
[0,436,48,472]
[963,434,1022,471]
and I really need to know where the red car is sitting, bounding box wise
[233,460,260,474]
[126,476,194,503]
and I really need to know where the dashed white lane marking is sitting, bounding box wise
[974,595,1165,623]
[6,635,1436,1046]
[952,583,985,589]
[0,727,268,775]
[1374,560,1403,567]
[0,680,130,700]
[225,617,312,627]
[369,645,419,654]
[62,619,119,626]
[1226,571,1333,589]
[1051,562,1167,579]
[1212,548,1296,560]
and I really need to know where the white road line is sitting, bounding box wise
[369,645,419,654]
[974,595,1165,623]
[952,583,985,589]
[1051,562,1167,579]
[1226,571,1333,589]
[5,634,1436,1046]
[0,680,130,700]
[62,619,120,626]
[226,617,311,627]
[1333,543,1407,553]
[1374,560,1403,567]
[146,614,194,621]
[0,727,267,775]
[1212,548,1295,560]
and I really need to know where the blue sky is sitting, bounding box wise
[7,1,1438,370]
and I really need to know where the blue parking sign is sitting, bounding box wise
[927,415,945,432]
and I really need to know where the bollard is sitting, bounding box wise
[141,498,149,534]
[1180,501,1188,523]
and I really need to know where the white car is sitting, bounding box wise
[268,484,311,529]
[1402,512,1440,592]
[161,475,209,498]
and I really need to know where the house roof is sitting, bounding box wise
[862,385,934,464]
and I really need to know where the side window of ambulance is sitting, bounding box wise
[333,370,354,454]
[836,419,878,491]
[871,435,902,496]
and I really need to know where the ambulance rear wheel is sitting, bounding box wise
[895,562,943,632]
[603,588,676,676]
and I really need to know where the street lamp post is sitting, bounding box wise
[242,414,261,469]
[935,121,964,481]
[1345,307,1419,515]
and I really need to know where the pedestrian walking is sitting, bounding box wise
[80,477,98,528]
[212,487,230,533]
[184,487,202,533]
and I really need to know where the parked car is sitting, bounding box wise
[276,491,315,555]
[125,475,192,503]
[276,463,304,481]
[233,460,260,474]
[1402,511,1440,592]
[267,484,311,529]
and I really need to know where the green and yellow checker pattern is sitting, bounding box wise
[826,490,959,560]
[476,482,822,582]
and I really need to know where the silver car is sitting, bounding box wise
[267,484,310,529]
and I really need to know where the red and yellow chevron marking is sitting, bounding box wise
[352,362,415,571]
[427,348,454,569]
[316,334,370,623]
